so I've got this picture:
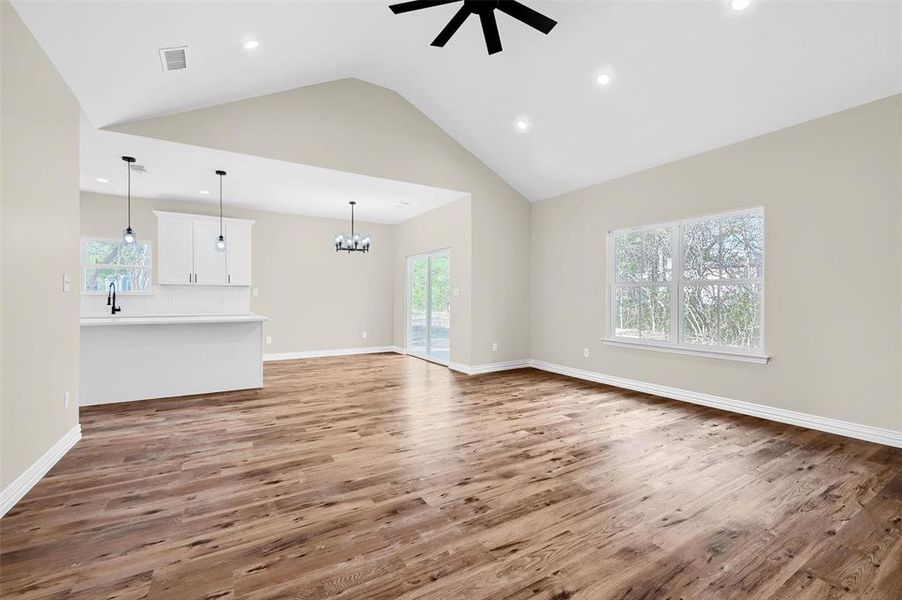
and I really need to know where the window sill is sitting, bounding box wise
[81,291,153,296]
[601,338,769,364]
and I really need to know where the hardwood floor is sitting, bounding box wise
[1,354,900,599]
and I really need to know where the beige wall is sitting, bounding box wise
[111,78,531,366]
[471,189,531,365]
[531,95,902,431]
[83,190,473,362]
[393,196,472,365]
[1,1,81,488]
[81,192,395,354]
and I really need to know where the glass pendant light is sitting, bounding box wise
[121,156,137,244]
[215,170,227,252]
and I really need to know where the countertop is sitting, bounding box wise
[80,314,268,326]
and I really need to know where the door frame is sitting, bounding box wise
[406,248,451,366]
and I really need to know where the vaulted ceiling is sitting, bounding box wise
[81,117,468,224]
[13,0,902,201]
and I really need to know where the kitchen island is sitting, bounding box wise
[80,314,267,406]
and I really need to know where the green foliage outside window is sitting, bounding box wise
[612,211,763,351]
[82,238,152,293]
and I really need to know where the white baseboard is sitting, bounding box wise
[266,351,900,447]
[1,424,82,518]
[449,360,531,376]
[7,360,890,522]
[268,348,525,375]
[264,346,402,362]
[528,359,902,448]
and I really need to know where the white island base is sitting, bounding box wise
[80,315,267,406]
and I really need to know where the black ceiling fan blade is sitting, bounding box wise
[431,5,471,47]
[479,9,502,55]
[389,0,460,15]
[496,0,557,34]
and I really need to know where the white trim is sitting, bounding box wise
[80,236,154,295]
[602,338,769,364]
[448,361,470,374]
[608,207,765,355]
[263,346,402,362]
[1,424,82,518]
[152,210,255,226]
[449,360,531,376]
[81,289,153,297]
[406,248,452,365]
[410,353,450,367]
[528,360,901,448]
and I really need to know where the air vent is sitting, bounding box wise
[159,46,187,72]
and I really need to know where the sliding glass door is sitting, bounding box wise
[409,256,429,357]
[408,250,451,364]
[428,252,450,361]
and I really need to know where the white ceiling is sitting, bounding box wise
[14,0,902,201]
[81,117,468,224]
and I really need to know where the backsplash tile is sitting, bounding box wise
[81,286,251,317]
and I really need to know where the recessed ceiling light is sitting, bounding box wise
[243,40,259,50]
[95,177,109,183]
[597,73,611,86]
[199,190,210,195]
[515,119,530,132]
[731,0,751,11]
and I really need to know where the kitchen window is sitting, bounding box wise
[606,208,766,363]
[81,237,153,294]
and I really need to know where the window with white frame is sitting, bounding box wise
[609,209,764,356]
[81,238,152,294]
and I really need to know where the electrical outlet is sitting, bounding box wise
[362,331,368,339]
[492,342,498,352]
[252,288,259,297]
[63,391,70,409]
[583,348,590,358]
[265,336,272,345]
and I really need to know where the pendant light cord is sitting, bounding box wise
[219,173,223,237]
[351,202,355,238]
[126,159,131,230]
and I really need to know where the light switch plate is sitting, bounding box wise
[63,273,72,293]
[265,336,272,345]
[252,288,259,297]
[453,287,460,297]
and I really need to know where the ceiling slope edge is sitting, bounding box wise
[106,77,530,204]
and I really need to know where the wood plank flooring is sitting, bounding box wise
[1,354,900,599]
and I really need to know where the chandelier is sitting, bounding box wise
[334,201,371,253]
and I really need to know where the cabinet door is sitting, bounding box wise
[157,218,194,285]
[225,221,253,286]
[193,221,227,285]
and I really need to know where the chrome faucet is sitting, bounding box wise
[107,282,122,315]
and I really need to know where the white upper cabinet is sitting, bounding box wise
[154,211,254,286]
[157,216,194,285]
[193,220,227,285]
[225,220,253,286]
